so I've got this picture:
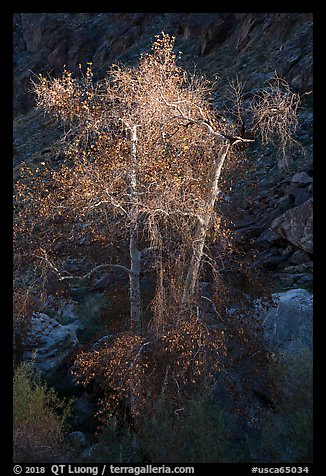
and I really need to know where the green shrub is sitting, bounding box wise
[80,422,145,464]
[139,394,247,463]
[78,392,247,463]
[257,350,313,463]
[13,363,72,463]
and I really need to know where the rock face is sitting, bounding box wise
[230,157,313,285]
[263,288,313,354]
[13,13,312,115]
[21,312,79,374]
[271,198,313,254]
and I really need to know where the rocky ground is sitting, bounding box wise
[13,12,313,463]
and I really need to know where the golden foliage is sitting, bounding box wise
[13,287,34,336]
[73,333,149,420]
[73,314,225,424]
[15,32,230,296]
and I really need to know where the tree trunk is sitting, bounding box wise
[129,225,142,333]
[129,125,142,333]
[182,141,230,306]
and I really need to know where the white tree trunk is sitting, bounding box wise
[182,141,230,306]
[129,125,142,333]
[129,229,141,333]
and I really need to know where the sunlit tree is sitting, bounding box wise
[15,33,240,328]
[14,32,300,423]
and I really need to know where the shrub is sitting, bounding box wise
[139,393,247,463]
[79,416,145,463]
[78,392,247,463]
[257,350,313,463]
[13,363,72,463]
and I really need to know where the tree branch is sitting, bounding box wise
[87,194,129,217]
[128,341,151,370]
[34,249,132,281]
[161,94,255,144]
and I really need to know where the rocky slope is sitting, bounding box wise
[14,13,312,113]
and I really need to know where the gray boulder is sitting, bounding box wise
[262,288,312,355]
[79,444,100,461]
[22,312,79,374]
[271,198,313,254]
[67,431,89,448]
[290,171,313,186]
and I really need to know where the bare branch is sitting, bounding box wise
[34,249,131,280]
[200,295,225,321]
[163,96,254,145]
[128,341,151,370]
[87,194,129,217]
[251,75,301,167]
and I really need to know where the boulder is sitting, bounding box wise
[270,198,313,254]
[44,296,79,323]
[67,431,89,448]
[256,228,289,250]
[289,184,312,207]
[262,288,312,355]
[21,312,79,374]
[288,249,311,265]
[214,288,312,399]
[80,444,100,461]
[290,171,312,186]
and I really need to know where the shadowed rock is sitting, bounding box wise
[21,312,79,374]
[271,198,313,254]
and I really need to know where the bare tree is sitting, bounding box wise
[158,71,301,307]
[17,34,222,332]
[251,75,301,168]
[15,33,301,335]
[14,33,303,425]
